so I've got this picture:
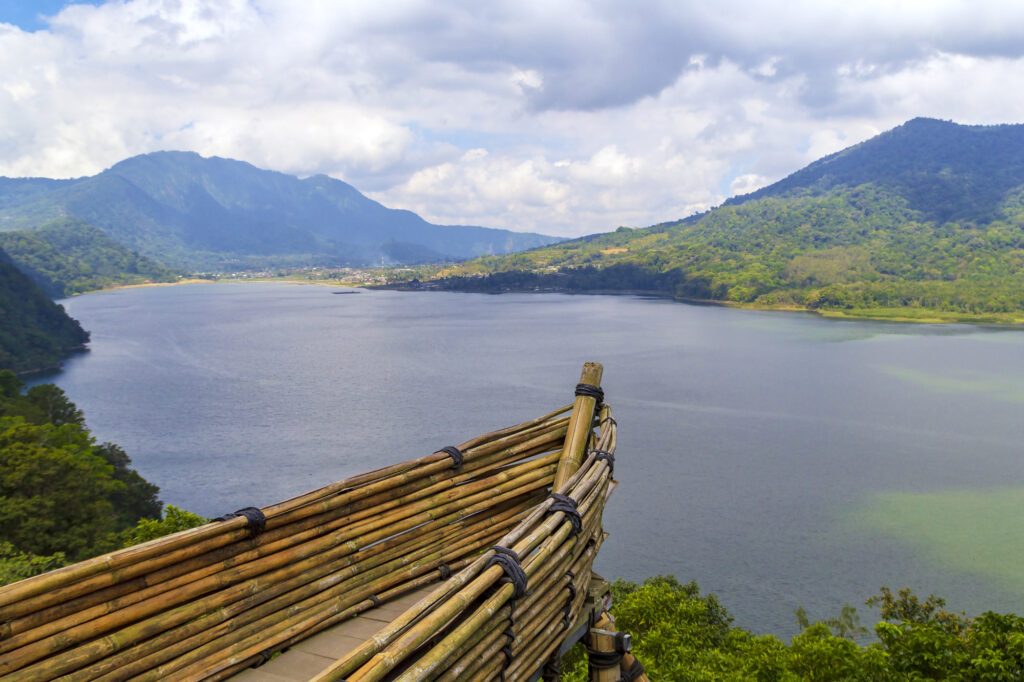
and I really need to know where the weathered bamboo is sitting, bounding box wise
[552,362,603,490]
[383,475,609,681]
[0,409,571,620]
[77,499,535,682]
[1,463,558,680]
[136,517,523,682]
[405,466,606,679]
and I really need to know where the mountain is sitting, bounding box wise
[435,119,1024,321]
[725,117,1024,224]
[0,152,560,270]
[0,246,89,373]
[0,218,179,297]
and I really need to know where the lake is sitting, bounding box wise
[38,282,1024,637]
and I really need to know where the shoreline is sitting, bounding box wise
[78,277,1024,327]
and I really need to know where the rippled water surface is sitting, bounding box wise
[42,283,1024,636]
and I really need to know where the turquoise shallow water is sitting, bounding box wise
[38,282,1024,636]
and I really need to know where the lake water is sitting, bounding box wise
[38,282,1024,637]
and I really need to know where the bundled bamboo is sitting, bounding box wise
[312,365,616,682]
[0,363,619,682]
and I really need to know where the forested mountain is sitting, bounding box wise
[438,119,1024,321]
[0,247,89,372]
[727,117,1024,224]
[0,218,179,297]
[0,152,560,270]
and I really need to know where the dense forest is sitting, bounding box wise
[430,120,1024,322]
[0,218,179,297]
[0,372,205,584]
[0,249,90,373]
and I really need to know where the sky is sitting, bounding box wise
[2,1,1024,237]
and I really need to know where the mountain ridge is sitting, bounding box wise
[0,151,561,270]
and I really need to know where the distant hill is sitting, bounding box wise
[0,152,560,270]
[0,218,179,297]
[435,119,1024,322]
[0,247,89,373]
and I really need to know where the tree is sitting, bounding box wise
[0,418,122,560]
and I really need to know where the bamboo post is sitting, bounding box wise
[587,625,621,682]
[552,362,603,490]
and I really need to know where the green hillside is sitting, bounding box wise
[436,119,1024,322]
[0,248,89,373]
[0,218,179,297]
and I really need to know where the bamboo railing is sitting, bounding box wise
[0,362,623,681]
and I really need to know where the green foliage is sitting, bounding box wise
[0,541,66,585]
[119,505,208,548]
[0,372,169,581]
[0,218,179,296]
[561,578,1024,681]
[0,248,89,373]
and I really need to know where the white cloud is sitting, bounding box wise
[2,1,1024,236]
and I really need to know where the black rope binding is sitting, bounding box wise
[215,507,267,537]
[251,648,275,667]
[369,594,381,607]
[574,383,604,409]
[589,448,615,475]
[586,647,622,671]
[438,445,463,468]
[600,415,617,428]
[437,562,452,580]
[561,605,573,630]
[547,493,582,535]
[486,545,528,599]
[621,658,646,682]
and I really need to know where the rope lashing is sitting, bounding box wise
[368,594,381,607]
[621,658,647,682]
[215,507,267,537]
[589,448,615,475]
[574,383,604,411]
[586,647,622,671]
[547,493,582,535]
[437,562,452,580]
[437,445,464,468]
[486,545,528,599]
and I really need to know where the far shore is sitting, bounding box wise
[77,276,1024,327]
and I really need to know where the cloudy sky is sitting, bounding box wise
[2,0,1024,237]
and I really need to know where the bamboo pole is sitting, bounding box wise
[552,362,603,490]
[0,409,570,619]
[1,464,557,680]
[77,500,533,682]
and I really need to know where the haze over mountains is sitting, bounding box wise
[445,118,1024,321]
[0,152,560,271]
